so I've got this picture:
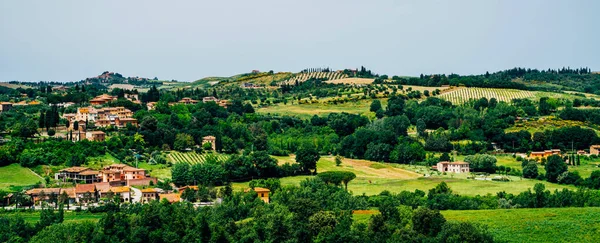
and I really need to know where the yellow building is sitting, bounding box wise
[246,187,270,203]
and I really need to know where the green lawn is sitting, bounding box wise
[137,162,172,180]
[233,156,575,196]
[443,207,600,243]
[2,211,103,224]
[353,207,600,243]
[0,164,43,191]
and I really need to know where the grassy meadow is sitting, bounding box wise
[0,164,43,191]
[233,156,575,196]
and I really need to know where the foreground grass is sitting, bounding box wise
[443,207,600,243]
[233,156,575,196]
[0,164,42,191]
[353,207,600,243]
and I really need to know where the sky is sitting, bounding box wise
[1,0,599,82]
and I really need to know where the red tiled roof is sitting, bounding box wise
[75,184,96,193]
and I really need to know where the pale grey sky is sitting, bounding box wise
[1,0,599,82]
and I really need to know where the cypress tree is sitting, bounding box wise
[39,111,46,130]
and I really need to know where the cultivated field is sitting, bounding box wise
[0,164,43,191]
[166,151,229,165]
[283,72,348,85]
[233,156,574,196]
[3,211,103,224]
[438,87,536,104]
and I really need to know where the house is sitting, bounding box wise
[0,102,12,112]
[218,100,230,108]
[577,150,588,155]
[590,145,600,155]
[159,193,181,203]
[98,164,152,185]
[147,102,157,111]
[87,131,106,142]
[530,149,561,159]
[115,117,138,128]
[435,161,470,173]
[202,96,219,103]
[94,182,112,198]
[202,136,216,150]
[245,187,270,203]
[25,188,62,205]
[178,97,198,105]
[178,185,199,192]
[75,184,97,204]
[60,187,77,204]
[109,186,132,203]
[55,167,100,184]
[140,188,159,203]
[90,94,117,106]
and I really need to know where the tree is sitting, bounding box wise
[522,161,539,179]
[370,100,382,113]
[39,111,46,130]
[174,133,195,151]
[416,118,427,137]
[539,97,552,115]
[172,163,190,187]
[545,155,567,182]
[464,154,497,173]
[385,95,405,116]
[296,146,320,174]
[439,153,450,162]
[412,207,446,237]
[335,155,342,167]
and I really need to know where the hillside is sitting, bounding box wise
[437,87,597,104]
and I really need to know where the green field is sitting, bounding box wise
[1,211,103,224]
[443,207,600,243]
[166,151,229,165]
[257,98,384,119]
[233,156,575,196]
[137,162,171,180]
[477,154,600,179]
[352,207,600,243]
[0,164,43,191]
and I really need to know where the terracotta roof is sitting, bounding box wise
[245,187,270,193]
[25,188,61,195]
[109,186,131,193]
[90,131,106,135]
[203,136,216,140]
[159,193,181,203]
[94,182,111,193]
[79,170,100,176]
[253,187,271,193]
[75,184,96,193]
[449,161,469,165]
[140,188,158,193]
[61,187,76,198]
[122,166,145,172]
[59,166,90,173]
[178,186,199,191]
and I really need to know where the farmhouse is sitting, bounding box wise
[0,102,12,112]
[245,187,270,203]
[140,188,160,203]
[75,184,97,204]
[530,149,561,159]
[179,97,198,105]
[202,136,216,150]
[109,186,132,203]
[25,188,62,205]
[435,161,470,173]
[590,145,600,155]
[55,166,100,184]
[202,96,218,103]
[99,164,148,183]
[147,102,157,111]
[90,94,117,106]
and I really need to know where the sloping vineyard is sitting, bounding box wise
[166,151,229,165]
[438,87,535,105]
[282,72,348,85]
